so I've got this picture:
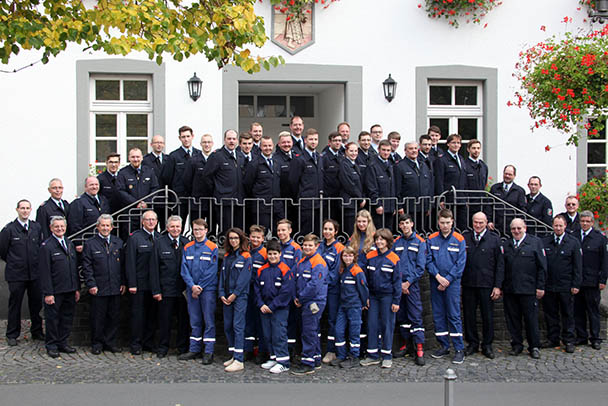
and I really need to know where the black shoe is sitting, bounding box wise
[290,364,315,375]
[201,353,214,365]
[91,347,102,355]
[130,348,142,356]
[47,349,60,358]
[431,347,450,359]
[565,343,575,353]
[157,352,168,358]
[31,333,45,341]
[329,358,342,367]
[530,348,540,359]
[142,345,158,353]
[414,353,426,366]
[393,344,407,358]
[58,345,76,354]
[509,347,523,356]
[177,351,200,361]
[244,352,255,362]
[254,352,267,365]
[591,342,601,350]
[7,338,17,346]
[575,339,588,346]
[340,357,358,369]
[482,347,495,359]
[541,341,560,349]
[464,345,478,356]
[104,345,121,353]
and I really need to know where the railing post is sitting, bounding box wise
[444,368,457,406]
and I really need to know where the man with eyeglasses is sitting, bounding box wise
[369,124,383,154]
[142,135,169,180]
[98,153,123,214]
[36,178,70,239]
[558,195,582,235]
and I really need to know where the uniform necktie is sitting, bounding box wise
[313,152,318,165]
[149,233,154,242]
[514,239,520,249]
[268,158,273,171]
[155,156,161,167]
[475,233,480,242]
[95,195,101,208]
[173,238,179,250]
[61,239,67,252]
[58,201,64,211]
[504,184,509,193]
[105,238,110,251]
[581,230,586,241]
[23,223,28,233]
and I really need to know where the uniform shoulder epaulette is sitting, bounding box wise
[366,250,378,259]
[258,262,269,277]
[278,262,291,275]
[259,247,267,259]
[429,231,439,239]
[387,251,400,264]
[184,241,195,250]
[205,240,217,250]
[416,234,425,242]
[335,242,345,253]
[310,253,327,267]
[290,241,301,250]
[298,257,306,265]
[452,232,465,242]
[394,236,401,242]
[350,265,363,276]
[241,251,251,259]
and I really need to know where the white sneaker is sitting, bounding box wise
[322,352,336,364]
[381,359,392,368]
[223,357,234,367]
[225,360,244,372]
[261,360,277,370]
[269,363,289,374]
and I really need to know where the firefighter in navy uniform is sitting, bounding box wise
[461,212,504,359]
[321,132,343,223]
[184,133,214,224]
[433,135,467,230]
[541,215,582,353]
[274,132,298,232]
[575,210,608,349]
[364,140,397,231]
[525,176,553,234]
[394,141,434,234]
[36,178,70,239]
[501,218,547,359]
[38,216,80,358]
[339,142,365,237]
[487,165,527,234]
[558,195,582,235]
[142,135,169,180]
[98,153,122,214]
[81,214,125,354]
[243,136,281,233]
[67,177,111,239]
[200,129,245,235]
[125,210,161,355]
[116,148,160,237]
[289,128,324,237]
[0,199,44,346]
[149,215,191,358]
[356,131,374,181]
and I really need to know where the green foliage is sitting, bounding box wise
[0,0,285,73]
[578,175,608,232]
[511,25,608,144]
[422,0,502,28]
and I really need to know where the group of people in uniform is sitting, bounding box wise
[1,119,606,375]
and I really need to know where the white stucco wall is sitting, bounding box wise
[0,0,592,226]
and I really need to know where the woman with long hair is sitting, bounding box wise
[220,228,252,372]
[348,210,376,265]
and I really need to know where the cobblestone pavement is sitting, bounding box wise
[1,333,607,385]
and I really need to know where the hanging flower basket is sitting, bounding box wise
[421,0,502,28]
[511,24,608,144]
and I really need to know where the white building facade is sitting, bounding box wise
[0,0,601,226]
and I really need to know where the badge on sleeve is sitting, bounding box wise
[129,184,133,189]
[542,248,546,256]
[500,246,504,254]
[547,208,553,216]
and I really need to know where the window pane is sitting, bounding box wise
[429,118,449,140]
[429,86,451,105]
[95,114,117,138]
[290,96,314,117]
[95,140,117,163]
[127,140,148,154]
[124,80,148,101]
[587,143,606,164]
[587,166,607,181]
[455,86,477,105]
[239,95,254,118]
[126,114,148,138]
[458,118,478,140]
[257,96,286,117]
[95,80,120,100]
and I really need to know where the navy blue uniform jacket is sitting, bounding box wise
[82,234,125,296]
[0,219,43,281]
[38,236,80,296]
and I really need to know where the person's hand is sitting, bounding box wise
[490,287,501,300]
[227,294,237,304]
[260,305,272,314]
[75,245,83,253]
[220,296,230,306]
[401,281,410,295]
[294,298,302,308]
[89,287,98,296]
[376,206,384,215]
[536,289,545,300]
[435,274,450,288]
[75,290,80,302]
[120,285,126,295]
[571,288,579,295]
[129,287,137,294]
[488,222,495,231]
[45,295,55,305]
[599,283,606,291]
[391,304,399,313]
[153,294,162,301]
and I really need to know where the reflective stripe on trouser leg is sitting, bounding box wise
[445,281,464,351]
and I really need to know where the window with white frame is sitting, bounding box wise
[586,121,607,181]
[89,75,153,173]
[427,81,483,154]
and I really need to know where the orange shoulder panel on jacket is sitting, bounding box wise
[205,240,217,250]
[290,241,301,250]
[241,251,251,259]
[387,251,400,265]
[259,247,268,259]
[310,253,327,268]
[278,262,291,276]
[429,231,439,239]
[366,250,378,259]
[452,232,465,242]
[416,234,425,242]
[350,265,363,276]
[335,242,345,254]
[257,263,269,278]
[184,241,195,250]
